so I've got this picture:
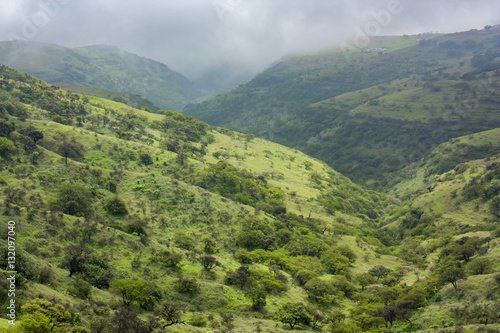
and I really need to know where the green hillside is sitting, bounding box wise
[1,58,500,333]
[55,83,160,112]
[184,26,500,191]
[0,41,202,110]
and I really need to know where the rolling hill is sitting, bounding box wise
[1,40,500,332]
[0,41,202,110]
[184,26,500,191]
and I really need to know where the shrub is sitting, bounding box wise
[103,195,128,216]
[0,137,15,159]
[173,231,196,250]
[175,277,200,295]
[50,182,93,216]
[190,314,207,327]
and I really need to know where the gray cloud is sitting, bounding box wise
[1,0,499,91]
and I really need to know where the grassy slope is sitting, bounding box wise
[386,154,500,332]
[184,27,500,190]
[55,83,160,112]
[0,66,412,332]
[0,41,201,110]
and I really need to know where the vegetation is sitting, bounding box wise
[185,26,500,191]
[0,27,499,332]
[0,41,202,110]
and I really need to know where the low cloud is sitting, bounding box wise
[0,0,498,91]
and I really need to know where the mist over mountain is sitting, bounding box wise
[0,40,202,110]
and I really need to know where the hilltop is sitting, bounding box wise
[0,41,202,110]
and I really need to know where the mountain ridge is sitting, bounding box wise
[0,40,202,110]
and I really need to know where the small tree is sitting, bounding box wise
[139,153,153,166]
[60,243,88,277]
[103,195,128,216]
[439,260,466,289]
[157,302,184,327]
[0,137,15,159]
[28,130,44,145]
[200,255,218,271]
[0,121,15,137]
[369,266,392,280]
[244,286,267,310]
[58,139,84,164]
[276,302,311,329]
[467,257,493,275]
[20,298,72,333]
[50,182,93,216]
[356,272,376,291]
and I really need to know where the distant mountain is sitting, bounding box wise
[0,40,202,110]
[185,26,500,190]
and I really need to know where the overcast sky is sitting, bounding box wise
[0,0,499,87]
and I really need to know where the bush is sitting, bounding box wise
[50,182,93,216]
[175,277,200,295]
[190,314,207,327]
[70,277,92,299]
[0,137,15,159]
[151,250,183,268]
[103,195,128,216]
[173,231,196,250]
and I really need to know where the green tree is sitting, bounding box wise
[174,277,199,295]
[0,137,15,159]
[369,266,392,280]
[304,278,338,305]
[111,278,160,307]
[200,255,218,271]
[244,286,267,310]
[103,195,128,216]
[173,231,196,250]
[50,182,93,216]
[321,249,351,275]
[439,260,466,289]
[157,302,184,327]
[151,250,183,268]
[467,257,493,275]
[276,302,311,329]
[139,153,153,166]
[355,272,376,290]
[20,298,72,333]
[60,243,88,277]
[58,139,84,164]
[80,253,114,288]
[28,130,44,145]
[0,120,15,137]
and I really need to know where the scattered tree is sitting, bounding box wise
[28,130,44,145]
[157,302,184,327]
[200,255,218,271]
[0,137,15,159]
[245,286,267,310]
[50,182,93,216]
[58,139,84,164]
[20,298,72,333]
[369,266,392,280]
[439,260,466,289]
[276,302,311,329]
[103,195,128,216]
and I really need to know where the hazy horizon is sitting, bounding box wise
[1,0,499,91]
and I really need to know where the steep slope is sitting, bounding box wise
[0,41,202,110]
[185,26,500,190]
[377,153,500,332]
[393,128,500,198]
